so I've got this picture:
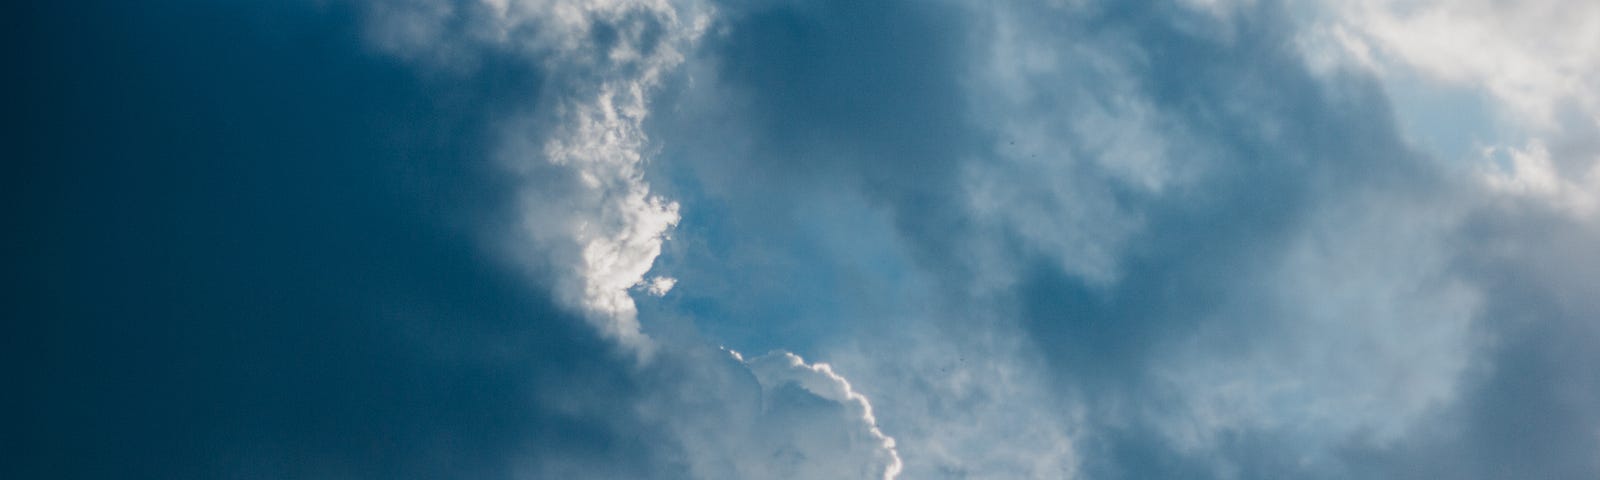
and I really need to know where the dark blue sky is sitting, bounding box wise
[10,0,1600,479]
[9,2,653,478]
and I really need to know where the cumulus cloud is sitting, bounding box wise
[820,325,1082,479]
[1317,0,1600,130]
[641,275,677,296]
[493,344,901,480]
[367,0,711,352]
[740,350,903,480]
[361,2,914,479]
[1482,141,1600,217]
[1304,0,1600,220]
[506,0,706,353]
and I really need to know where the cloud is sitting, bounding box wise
[819,326,1083,479]
[12,1,903,479]
[954,2,1503,475]
[740,350,903,480]
[362,2,913,479]
[9,2,671,477]
[1317,0,1600,130]
[641,275,678,296]
[1305,0,1600,219]
[368,0,712,353]
[16,0,1600,478]
[357,0,1599,476]
[1482,141,1600,217]
[647,0,1593,477]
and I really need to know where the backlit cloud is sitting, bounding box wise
[15,0,1600,479]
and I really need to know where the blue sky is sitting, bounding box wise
[10,0,1600,478]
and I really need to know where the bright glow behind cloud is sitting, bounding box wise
[740,349,904,480]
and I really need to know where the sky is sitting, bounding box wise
[8,0,1600,479]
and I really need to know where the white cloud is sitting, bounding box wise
[742,350,904,480]
[1483,141,1600,218]
[625,347,903,480]
[825,326,1082,479]
[640,275,677,296]
[362,5,914,477]
[365,0,713,354]
[1317,0,1600,129]
[512,0,708,354]
[1303,0,1600,218]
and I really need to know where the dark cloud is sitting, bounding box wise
[6,1,665,478]
[1341,208,1600,480]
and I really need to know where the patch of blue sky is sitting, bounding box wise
[642,152,924,358]
[1381,68,1518,166]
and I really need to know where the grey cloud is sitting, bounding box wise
[1342,205,1600,480]
[646,0,1598,478]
